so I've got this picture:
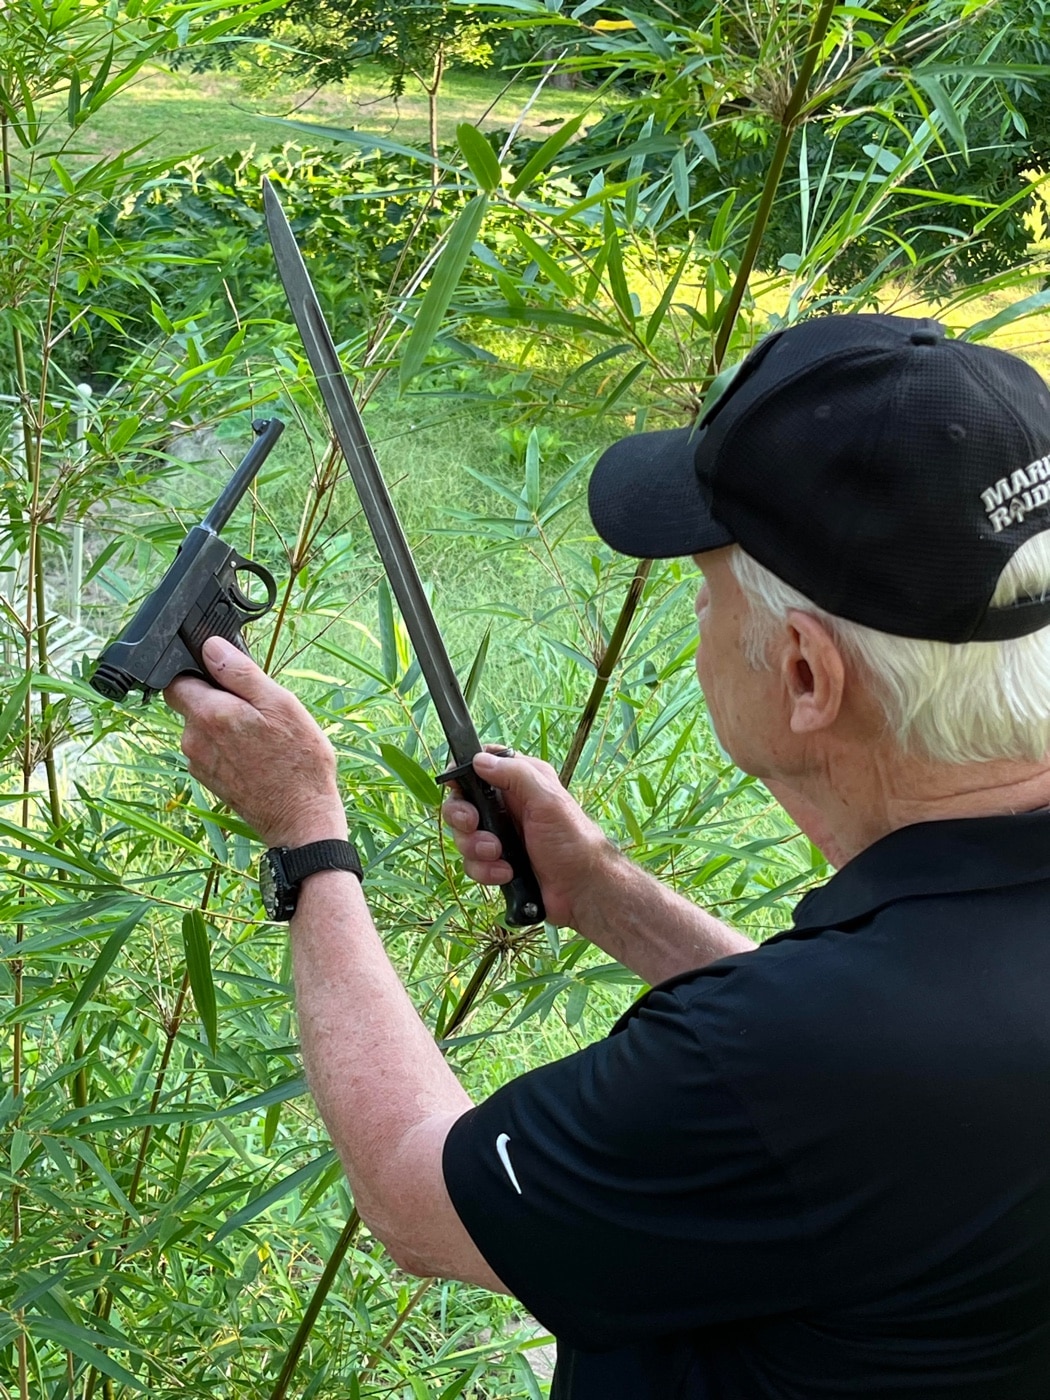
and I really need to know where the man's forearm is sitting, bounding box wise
[570,845,755,986]
[288,873,464,1256]
[163,641,503,1286]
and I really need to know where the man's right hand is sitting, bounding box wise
[441,749,618,930]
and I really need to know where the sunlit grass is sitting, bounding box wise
[65,61,604,166]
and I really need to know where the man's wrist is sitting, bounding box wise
[261,837,362,921]
[262,810,349,849]
[565,830,628,930]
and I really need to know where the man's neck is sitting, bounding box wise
[768,755,1050,871]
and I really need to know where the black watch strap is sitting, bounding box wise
[281,839,363,885]
[261,840,364,922]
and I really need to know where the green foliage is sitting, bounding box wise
[510,0,1050,286]
[244,0,493,94]
[75,143,466,384]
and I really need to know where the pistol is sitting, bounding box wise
[90,417,284,704]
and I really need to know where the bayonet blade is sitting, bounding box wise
[263,178,482,764]
[264,178,546,926]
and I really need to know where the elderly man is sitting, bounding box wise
[167,314,1050,1399]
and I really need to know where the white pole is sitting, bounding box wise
[71,383,92,626]
[3,424,24,669]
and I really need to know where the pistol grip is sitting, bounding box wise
[180,595,254,675]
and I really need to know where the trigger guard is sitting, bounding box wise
[229,558,277,617]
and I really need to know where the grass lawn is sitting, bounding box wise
[69,62,604,166]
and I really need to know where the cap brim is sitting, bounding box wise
[587,425,734,559]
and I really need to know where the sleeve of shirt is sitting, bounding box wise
[442,979,813,1351]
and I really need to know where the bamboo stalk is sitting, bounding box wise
[560,0,840,794]
[4,97,40,1400]
[268,1210,362,1400]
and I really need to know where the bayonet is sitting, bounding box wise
[263,178,543,927]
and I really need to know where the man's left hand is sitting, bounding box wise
[164,636,347,849]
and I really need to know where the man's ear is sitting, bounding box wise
[781,610,846,734]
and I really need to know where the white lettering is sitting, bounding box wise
[982,457,1050,526]
[982,478,1012,512]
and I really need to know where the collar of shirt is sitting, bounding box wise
[786,808,1050,935]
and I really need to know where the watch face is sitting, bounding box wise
[259,851,284,920]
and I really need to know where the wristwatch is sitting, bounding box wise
[259,839,363,921]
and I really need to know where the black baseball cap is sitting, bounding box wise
[588,314,1050,642]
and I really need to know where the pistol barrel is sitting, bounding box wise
[201,417,285,534]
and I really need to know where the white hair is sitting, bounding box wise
[728,535,1050,765]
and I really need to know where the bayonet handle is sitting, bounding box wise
[440,760,545,928]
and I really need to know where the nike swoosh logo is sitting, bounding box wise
[495,1132,522,1195]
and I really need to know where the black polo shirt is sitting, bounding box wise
[443,811,1050,1398]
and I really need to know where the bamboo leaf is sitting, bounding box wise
[509,113,584,197]
[48,156,77,195]
[66,67,81,126]
[62,1139,140,1219]
[477,304,623,338]
[710,190,737,248]
[462,464,535,509]
[300,1155,346,1214]
[213,1077,308,1119]
[0,673,30,745]
[263,1102,281,1152]
[644,244,691,345]
[624,114,654,226]
[83,42,115,113]
[561,134,680,180]
[438,1367,479,1400]
[88,798,213,859]
[960,290,1050,342]
[269,119,458,173]
[464,627,492,708]
[550,176,632,222]
[27,1317,146,1390]
[10,1268,71,1314]
[182,909,218,1054]
[10,1127,31,1173]
[561,342,635,390]
[671,148,690,219]
[190,782,228,864]
[913,74,969,160]
[62,905,148,1029]
[622,9,672,58]
[379,743,442,807]
[689,125,719,170]
[603,206,635,326]
[456,123,501,192]
[565,981,588,1026]
[400,195,489,389]
[509,226,577,298]
[212,1149,338,1243]
[596,361,646,414]
[539,453,593,515]
[524,428,542,512]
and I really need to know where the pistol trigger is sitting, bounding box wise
[227,578,256,612]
